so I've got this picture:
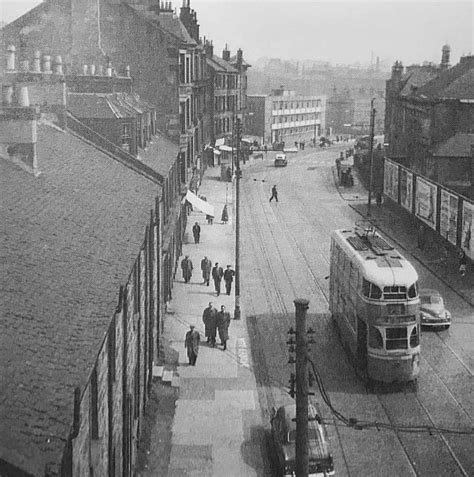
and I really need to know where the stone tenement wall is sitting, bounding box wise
[65,205,160,476]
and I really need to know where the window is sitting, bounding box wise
[369,325,383,349]
[383,286,407,300]
[362,279,382,299]
[386,327,408,350]
[408,282,418,298]
[410,325,419,347]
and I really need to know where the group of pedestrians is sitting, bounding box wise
[202,302,231,350]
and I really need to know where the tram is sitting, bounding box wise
[329,226,421,383]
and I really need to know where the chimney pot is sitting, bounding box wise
[6,45,16,71]
[17,86,30,107]
[33,51,41,73]
[42,55,52,73]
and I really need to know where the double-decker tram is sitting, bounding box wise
[329,226,421,383]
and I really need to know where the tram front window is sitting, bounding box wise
[386,327,408,350]
[410,325,419,347]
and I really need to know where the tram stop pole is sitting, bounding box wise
[295,298,310,477]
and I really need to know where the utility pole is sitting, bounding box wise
[295,298,309,477]
[367,98,376,217]
[234,117,242,320]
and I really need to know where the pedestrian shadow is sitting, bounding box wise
[239,423,274,476]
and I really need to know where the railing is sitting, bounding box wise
[66,112,164,185]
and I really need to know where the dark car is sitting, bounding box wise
[419,288,451,329]
[270,403,335,476]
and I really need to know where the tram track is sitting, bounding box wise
[241,154,473,476]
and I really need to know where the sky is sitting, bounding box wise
[1,0,472,67]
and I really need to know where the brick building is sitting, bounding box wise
[384,45,474,194]
[0,47,184,475]
[247,86,325,147]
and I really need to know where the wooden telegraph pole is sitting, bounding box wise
[294,298,309,477]
[234,117,242,320]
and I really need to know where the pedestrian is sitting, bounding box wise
[184,324,200,365]
[375,191,382,206]
[212,262,224,296]
[264,144,268,155]
[192,222,201,244]
[216,305,231,350]
[226,167,232,182]
[181,255,193,283]
[221,204,228,224]
[223,264,235,295]
[201,256,212,286]
[459,249,468,277]
[269,184,278,202]
[202,302,218,346]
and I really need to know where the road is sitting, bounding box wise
[240,146,474,476]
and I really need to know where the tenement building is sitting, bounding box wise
[247,86,325,148]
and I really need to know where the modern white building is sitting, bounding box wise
[247,86,326,147]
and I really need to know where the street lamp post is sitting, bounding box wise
[234,117,242,320]
[367,98,376,217]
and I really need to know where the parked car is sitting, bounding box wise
[419,289,451,329]
[274,153,288,167]
[270,403,335,477]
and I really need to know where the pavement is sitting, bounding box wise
[158,165,265,476]
[144,147,473,476]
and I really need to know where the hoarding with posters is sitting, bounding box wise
[461,200,474,260]
[384,159,399,201]
[415,177,437,229]
[399,168,413,212]
[439,189,458,246]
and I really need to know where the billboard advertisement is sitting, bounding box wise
[400,168,413,212]
[415,177,437,229]
[439,189,458,245]
[384,159,398,201]
[461,201,474,260]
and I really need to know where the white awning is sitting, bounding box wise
[185,191,215,217]
[219,145,234,152]
[215,138,225,147]
[213,149,221,155]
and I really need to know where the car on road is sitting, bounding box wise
[419,288,451,329]
[274,153,288,167]
[270,403,335,477]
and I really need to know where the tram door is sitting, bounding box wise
[356,317,367,369]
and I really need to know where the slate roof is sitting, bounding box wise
[399,68,439,96]
[138,130,179,177]
[207,55,239,74]
[229,54,251,68]
[0,122,160,474]
[431,132,474,157]
[416,56,474,100]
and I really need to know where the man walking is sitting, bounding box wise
[200,256,212,285]
[184,324,200,366]
[217,305,231,350]
[192,222,201,244]
[212,262,224,296]
[269,185,278,202]
[202,302,218,346]
[223,265,235,296]
[181,255,193,283]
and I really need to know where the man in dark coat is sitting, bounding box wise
[200,256,212,285]
[185,325,200,365]
[192,222,201,244]
[223,265,235,296]
[202,302,218,346]
[269,185,278,202]
[212,262,224,296]
[216,305,231,350]
[181,255,193,283]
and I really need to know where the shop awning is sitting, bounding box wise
[215,138,225,147]
[219,145,235,152]
[185,191,215,217]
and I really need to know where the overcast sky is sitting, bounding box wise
[1,0,472,66]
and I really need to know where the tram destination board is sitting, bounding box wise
[386,304,405,315]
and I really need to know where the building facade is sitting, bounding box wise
[247,86,325,147]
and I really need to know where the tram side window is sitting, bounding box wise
[410,325,419,347]
[362,278,382,299]
[386,327,408,350]
[368,325,383,349]
[408,282,418,299]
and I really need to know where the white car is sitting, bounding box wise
[419,289,451,329]
[274,153,288,167]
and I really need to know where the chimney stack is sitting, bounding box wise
[222,45,230,62]
[440,44,451,70]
